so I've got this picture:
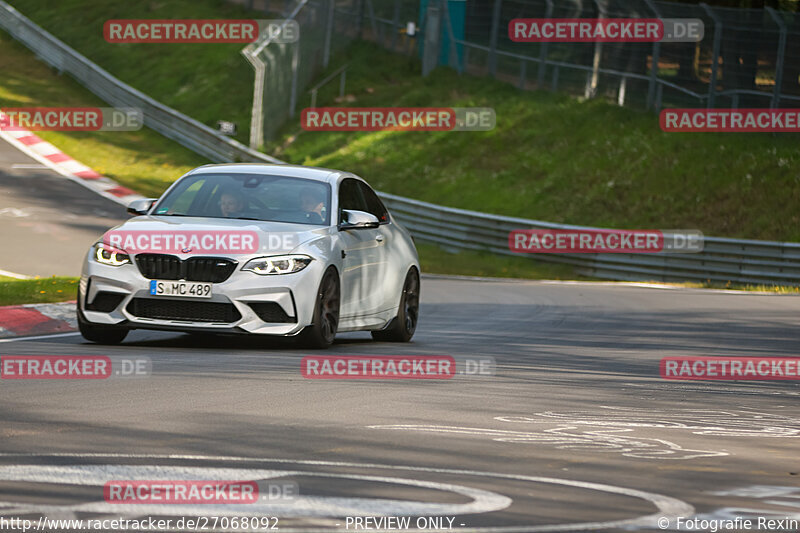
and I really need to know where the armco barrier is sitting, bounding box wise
[1,1,798,287]
[379,193,800,287]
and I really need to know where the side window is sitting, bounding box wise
[358,182,389,223]
[338,179,368,222]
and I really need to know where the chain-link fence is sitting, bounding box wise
[230,0,800,144]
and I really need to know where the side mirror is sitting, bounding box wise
[339,209,380,230]
[127,198,157,216]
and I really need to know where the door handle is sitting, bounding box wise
[375,235,384,242]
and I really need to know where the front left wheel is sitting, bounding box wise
[298,267,340,349]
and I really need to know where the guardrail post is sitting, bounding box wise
[323,0,334,68]
[701,3,722,109]
[537,0,553,88]
[488,0,502,76]
[766,7,787,109]
[643,0,661,110]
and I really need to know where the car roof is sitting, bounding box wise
[188,163,345,185]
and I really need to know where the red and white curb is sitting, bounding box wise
[0,302,77,339]
[0,113,144,206]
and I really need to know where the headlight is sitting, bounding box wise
[93,242,131,266]
[242,255,312,275]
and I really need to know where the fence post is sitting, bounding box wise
[422,2,441,76]
[643,0,661,109]
[655,83,663,112]
[701,3,722,109]
[766,7,787,109]
[323,0,334,68]
[289,42,300,118]
[617,76,627,106]
[587,0,605,99]
[365,0,379,40]
[488,0,502,76]
[391,0,401,52]
[247,59,265,150]
[536,0,553,88]
[442,0,462,73]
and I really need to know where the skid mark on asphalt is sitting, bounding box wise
[662,486,800,531]
[372,406,800,461]
[369,424,725,460]
[498,406,800,438]
[0,454,694,532]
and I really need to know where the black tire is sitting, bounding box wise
[298,268,340,349]
[77,288,128,345]
[371,268,420,343]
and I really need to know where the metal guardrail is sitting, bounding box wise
[380,193,800,287]
[1,1,798,286]
[0,1,282,165]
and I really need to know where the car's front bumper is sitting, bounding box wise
[80,252,325,336]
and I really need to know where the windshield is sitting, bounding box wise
[152,173,331,225]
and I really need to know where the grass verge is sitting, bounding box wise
[0,277,79,306]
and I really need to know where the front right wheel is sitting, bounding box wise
[372,267,419,343]
[77,305,128,345]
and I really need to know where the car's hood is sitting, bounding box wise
[102,215,330,257]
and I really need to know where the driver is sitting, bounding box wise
[219,191,246,218]
[299,187,326,223]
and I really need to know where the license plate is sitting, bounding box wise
[149,280,212,298]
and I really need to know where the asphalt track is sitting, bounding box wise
[0,135,127,277]
[1,135,800,532]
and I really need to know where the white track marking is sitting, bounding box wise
[0,453,694,532]
[9,163,48,169]
[370,424,726,460]
[0,268,31,279]
[0,332,81,343]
